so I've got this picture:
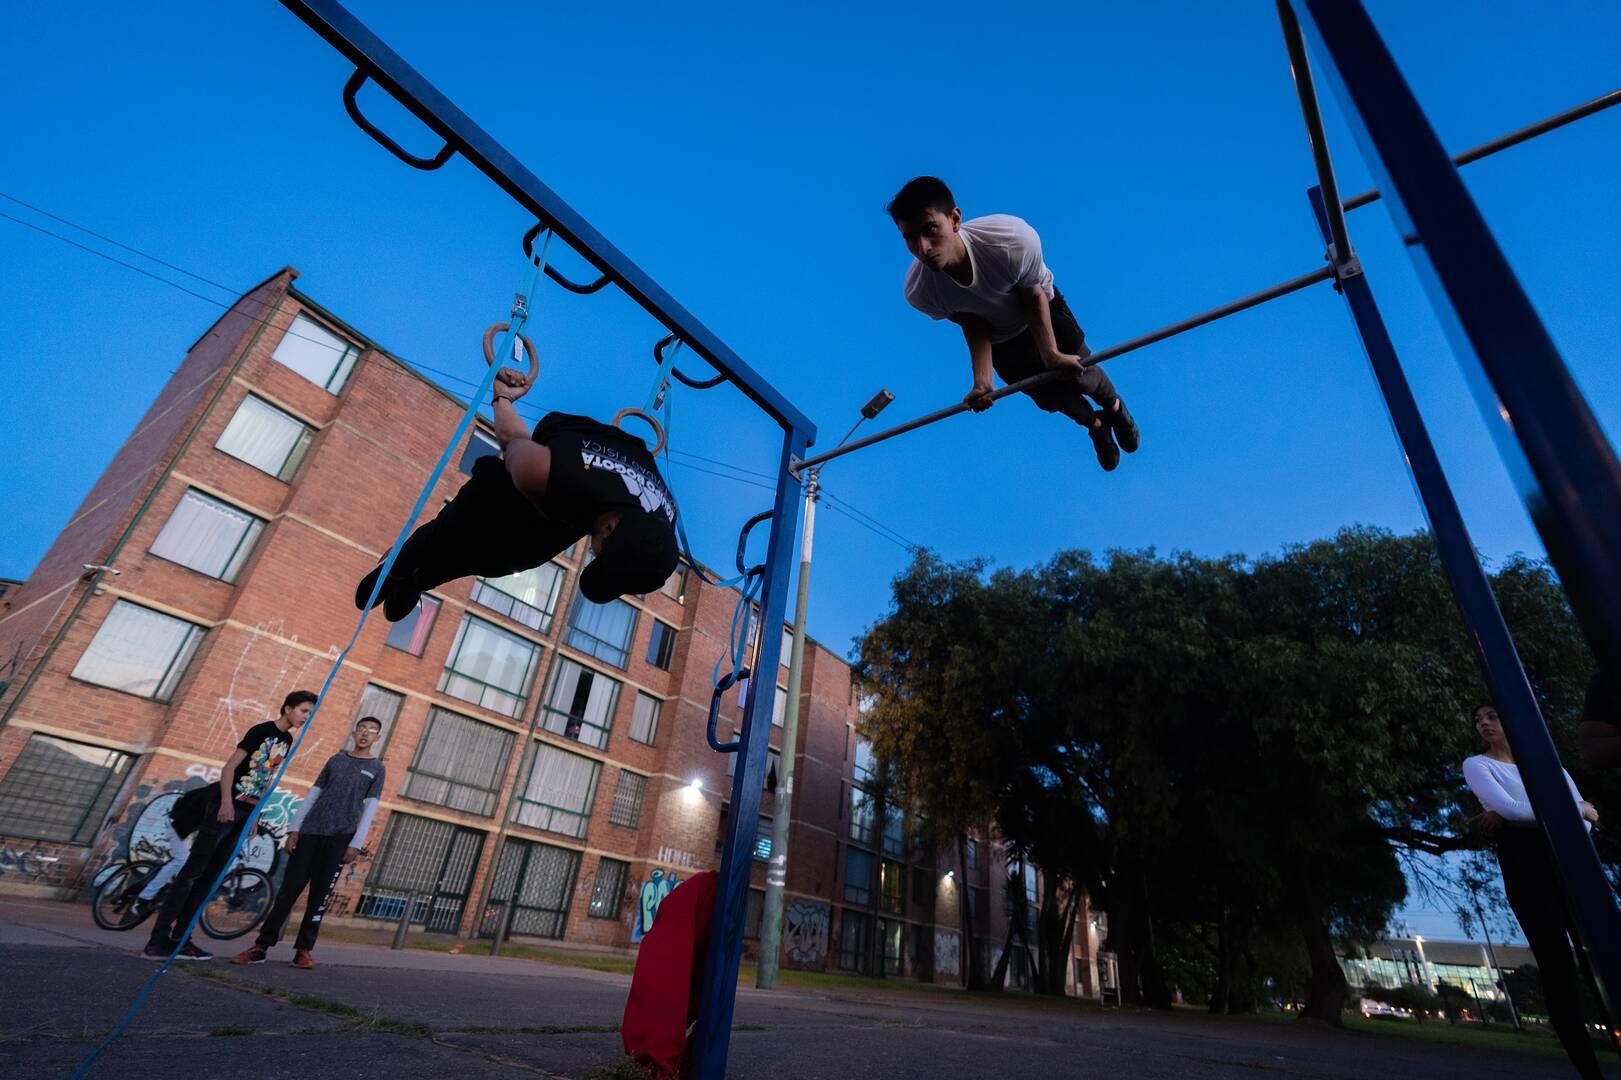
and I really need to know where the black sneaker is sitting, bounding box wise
[1090,422,1121,472]
[142,942,172,960]
[175,941,213,961]
[355,564,422,623]
[1105,399,1139,454]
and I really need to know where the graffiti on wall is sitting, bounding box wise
[934,930,961,978]
[783,899,830,969]
[631,869,680,943]
[654,846,696,870]
[0,841,60,880]
[202,618,338,762]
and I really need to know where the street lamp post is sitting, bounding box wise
[756,389,893,989]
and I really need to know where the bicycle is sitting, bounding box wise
[92,857,276,940]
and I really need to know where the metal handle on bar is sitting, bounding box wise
[521,224,612,293]
[735,512,773,577]
[706,667,750,752]
[655,334,727,390]
[342,70,456,170]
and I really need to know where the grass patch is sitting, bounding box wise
[446,1023,621,1035]
[1248,1007,1585,1061]
[179,968,432,1038]
[207,1025,256,1037]
[403,937,640,975]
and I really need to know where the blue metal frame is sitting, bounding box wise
[1287,0,1621,1025]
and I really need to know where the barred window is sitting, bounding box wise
[347,683,404,757]
[0,734,135,843]
[541,658,620,751]
[645,620,676,671]
[472,562,564,633]
[271,312,360,393]
[356,813,485,933]
[514,743,600,839]
[71,600,205,702]
[608,770,647,828]
[481,838,581,940]
[215,394,314,481]
[401,707,514,816]
[844,848,875,906]
[149,489,264,582]
[628,692,661,746]
[588,857,630,919]
[439,615,540,719]
[566,597,637,668]
[385,596,439,656]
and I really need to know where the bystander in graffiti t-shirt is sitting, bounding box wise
[233,721,292,808]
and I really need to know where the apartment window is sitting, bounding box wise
[514,742,600,839]
[839,910,872,973]
[628,692,661,746]
[780,627,793,667]
[0,734,135,843]
[566,597,637,668]
[879,859,905,915]
[401,707,514,817]
[844,847,875,906]
[645,620,676,671]
[71,600,205,702]
[882,805,905,858]
[541,658,621,751]
[471,562,564,633]
[608,770,647,828]
[272,312,361,393]
[715,804,773,861]
[912,866,934,905]
[439,615,540,719]
[745,888,765,939]
[355,813,485,933]
[967,886,986,923]
[458,429,500,475]
[215,394,314,480]
[347,683,405,757]
[727,746,780,794]
[881,918,904,976]
[149,489,264,582]
[853,738,876,785]
[771,685,787,728]
[966,837,980,870]
[385,596,439,656]
[588,857,630,920]
[848,787,876,845]
[661,565,688,603]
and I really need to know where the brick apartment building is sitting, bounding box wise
[0,269,1108,992]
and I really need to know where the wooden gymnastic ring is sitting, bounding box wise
[612,408,666,457]
[481,323,539,383]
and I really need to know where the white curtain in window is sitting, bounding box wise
[450,618,537,694]
[271,313,358,391]
[547,659,618,727]
[629,693,660,744]
[150,490,262,580]
[569,598,635,655]
[486,563,562,610]
[71,601,202,700]
[216,396,307,477]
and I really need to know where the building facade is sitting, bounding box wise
[0,270,1039,986]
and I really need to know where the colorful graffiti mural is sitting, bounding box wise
[631,869,679,943]
[934,930,961,978]
[783,899,830,969]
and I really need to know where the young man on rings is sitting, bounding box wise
[889,175,1140,471]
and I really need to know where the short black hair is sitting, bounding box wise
[355,715,384,731]
[282,690,319,713]
[1471,703,1495,723]
[887,176,956,223]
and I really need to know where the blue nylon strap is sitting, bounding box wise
[73,239,555,1078]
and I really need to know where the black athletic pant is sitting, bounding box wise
[393,455,582,595]
[1498,828,1606,1079]
[256,832,353,952]
[145,806,249,949]
[990,291,1120,418]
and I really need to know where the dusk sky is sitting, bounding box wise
[4,1,1617,941]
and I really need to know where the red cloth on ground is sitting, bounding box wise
[622,870,719,1078]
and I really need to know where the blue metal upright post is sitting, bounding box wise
[1307,186,1621,1028]
[1288,0,1621,682]
[689,426,809,1080]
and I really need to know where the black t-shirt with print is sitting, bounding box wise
[233,720,292,809]
[531,412,676,534]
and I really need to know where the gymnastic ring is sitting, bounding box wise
[481,323,539,384]
[612,407,666,457]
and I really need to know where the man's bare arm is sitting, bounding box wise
[1017,286,1083,372]
[948,314,996,412]
[490,368,551,504]
[216,748,246,821]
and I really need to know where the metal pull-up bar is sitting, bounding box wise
[792,264,1335,475]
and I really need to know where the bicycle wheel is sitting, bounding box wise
[201,867,274,940]
[92,860,161,931]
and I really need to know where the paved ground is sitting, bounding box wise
[1,897,1612,1079]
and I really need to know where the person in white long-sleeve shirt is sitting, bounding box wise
[1462,704,1605,1079]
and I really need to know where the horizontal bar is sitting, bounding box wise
[1277,0,1353,262]
[279,0,816,438]
[793,264,1335,474]
[1343,87,1620,212]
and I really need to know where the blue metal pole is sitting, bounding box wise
[1288,0,1621,683]
[689,426,809,1080]
[1307,185,1621,1028]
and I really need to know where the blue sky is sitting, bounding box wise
[3,2,1617,942]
